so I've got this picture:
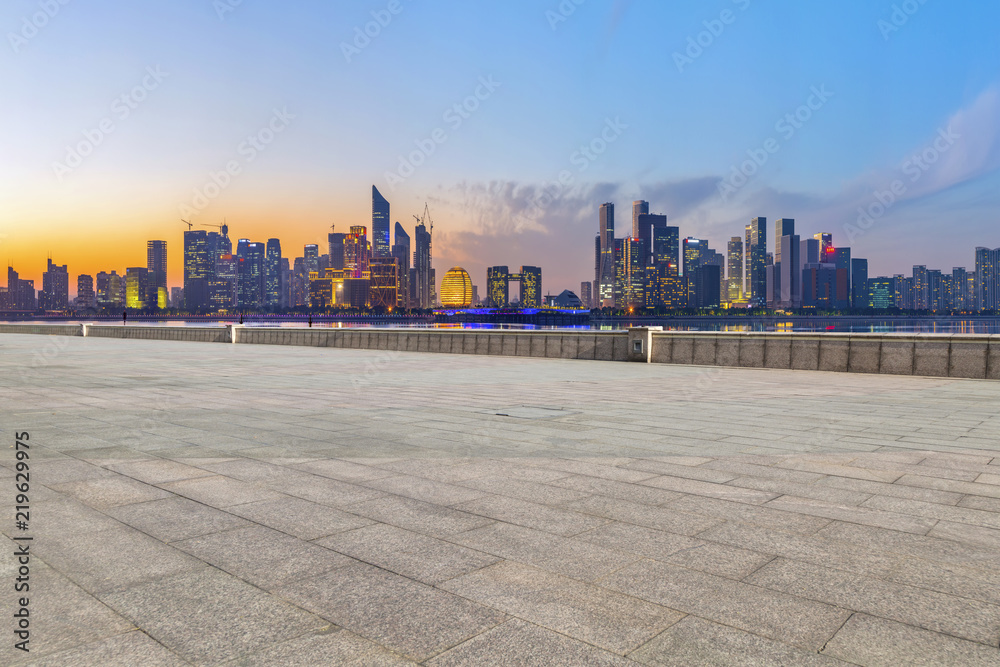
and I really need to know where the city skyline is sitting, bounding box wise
[2,1,1000,292]
[5,183,998,314]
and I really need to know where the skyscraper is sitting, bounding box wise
[125,267,148,309]
[345,228,369,278]
[237,242,265,309]
[146,241,168,308]
[184,231,212,311]
[631,200,649,239]
[265,239,282,308]
[304,244,320,277]
[40,258,69,310]
[852,258,869,308]
[976,247,999,312]
[912,265,929,310]
[682,238,707,277]
[75,274,95,310]
[371,185,391,259]
[487,266,509,308]
[598,203,615,307]
[413,222,432,309]
[727,237,744,302]
[579,281,592,309]
[391,222,411,309]
[518,266,542,308]
[327,228,347,270]
[749,217,767,307]
[614,238,645,308]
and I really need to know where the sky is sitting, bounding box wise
[2,0,999,295]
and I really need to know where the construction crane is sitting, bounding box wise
[414,203,433,266]
[181,219,193,231]
[200,220,229,236]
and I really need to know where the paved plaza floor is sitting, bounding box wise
[3,333,1000,665]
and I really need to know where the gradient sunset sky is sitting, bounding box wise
[2,0,999,293]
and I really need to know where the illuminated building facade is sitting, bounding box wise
[346,226,370,279]
[976,247,999,311]
[597,203,615,306]
[265,238,282,308]
[487,266,509,307]
[440,267,473,308]
[749,217,767,307]
[392,222,410,309]
[369,258,399,309]
[371,185,391,259]
[125,267,148,309]
[727,237,743,302]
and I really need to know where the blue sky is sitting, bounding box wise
[2,0,999,291]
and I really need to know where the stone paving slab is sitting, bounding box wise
[3,334,1000,665]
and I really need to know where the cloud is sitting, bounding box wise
[428,85,1000,291]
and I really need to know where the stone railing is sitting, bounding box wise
[2,324,997,379]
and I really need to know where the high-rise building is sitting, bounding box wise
[774,219,795,264]
[868,277,894,309]
[210,254,237,310]
[291,257,308,307]
[304,244,320,277]
[328,228,347,270]
[183,231,212,311]
[237,242,265,308]
[40,258,69,311]
[598,203,615,307]
[265,239,282,309]
[96,271,123,309]
[371,186,391,259]
[976,247,999,312]
[125,267,148,309]
[614,238,645,308]
[518,266,542,308]
[345,227,369,278]
[631,200,649,239]
[146,240,168,308]
[952,267,969,310]
[391,222,411,310]
[4,267,36,312]
[75,274,95,310]
[487,266,509,307]
[369,258,398,309]
[851,258,869,308]
[579,281,592,309]
[651,224,679,270]
[749,217,767,307]
[413,222,432,308]
[635,213,668,266]
[170,286,183,309]
[727,237,744,302]
[772,219,799,308]
[280,258,292,308]
[912,265,929,310]
[682,238,707,276]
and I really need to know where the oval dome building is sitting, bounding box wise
[440,267,474,308]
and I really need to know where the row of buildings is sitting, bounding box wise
[178,187,436,312]
[588,201,1000,312]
